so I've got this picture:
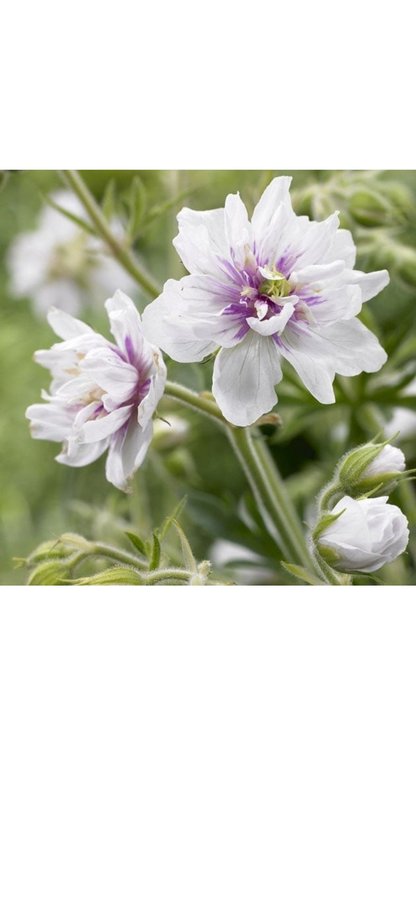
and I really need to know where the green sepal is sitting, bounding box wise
[71,567,144,585]
[312,508,345,542]
[338,439,390,487]
[28,561,70,585]
[315,544,340,566]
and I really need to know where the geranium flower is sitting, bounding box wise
[26,291,166,491]
[316,495,409,573]
[142,177,389,426]
[8,190,136,316]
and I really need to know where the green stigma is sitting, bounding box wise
[258,268,292,299]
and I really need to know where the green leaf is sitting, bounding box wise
[281,562,326,586]
[149,532,161,570]
[171,519,197,573]
[158,496,188,541]
[124,531,147,556]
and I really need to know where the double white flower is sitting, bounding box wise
[26,291,166,491]
[142,176,389,426]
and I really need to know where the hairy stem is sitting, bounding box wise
[90,542,148,570]
[144,568,193,584]
[165,380,322,577]
[228,427,316,572]
[164,381,226,425]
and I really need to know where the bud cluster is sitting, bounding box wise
[312,440,411,578]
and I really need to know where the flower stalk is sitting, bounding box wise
[165,380,318,577]
[61,170,162,299]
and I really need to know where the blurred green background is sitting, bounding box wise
[1,170,416,584]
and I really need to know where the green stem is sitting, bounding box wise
[164,381,226,425]
[165,380,321,577]
[313,551,347,586]
[144,568,193,584]
[61,170,162,299]
[254,437,313,556]
[228,427,315,572]
[90,542,148,570]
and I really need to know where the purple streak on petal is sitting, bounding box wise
[110,343,126,362]
[124,335,135,365]
[217,257,246,287]
[276,252,299,277]
[234,322,250,341]
[222,302,248,316]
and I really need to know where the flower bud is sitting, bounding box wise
[338,442,406,497]
[349,189,389,227]
[316,495,409,574]
[28,561,71,585]
[398,248,416,288]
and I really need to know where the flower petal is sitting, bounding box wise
[142,279,218,361]
[56,436,109,467]
[342,269,390,302]
[173,207,229,278]
[212,333,282,426]
[247,302,296,335]
[137,349,167,428]
[105,420,153,491]
[322,228,356,267]
[47,306,94,340]
[279,326,336,404]
[251,176,293,236]
[26,400,74,442]
[105,290,154,372]
[77,405,133,443]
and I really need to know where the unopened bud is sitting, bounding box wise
[349,190,388,227]
[338,441,406,497]
[315,495,409,574]
[28,561,70,585]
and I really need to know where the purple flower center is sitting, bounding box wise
[218,247,320,341]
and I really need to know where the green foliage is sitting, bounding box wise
[1,170,416,584]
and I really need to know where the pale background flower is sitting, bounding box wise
[7,190,137,316]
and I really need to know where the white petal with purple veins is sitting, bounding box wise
[212,332,282,426]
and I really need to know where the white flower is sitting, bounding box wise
[7,190,136,316]
[26,291,166,491]
[142,176,389,426]
[363,444,406,478]
[318,495,409,573]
